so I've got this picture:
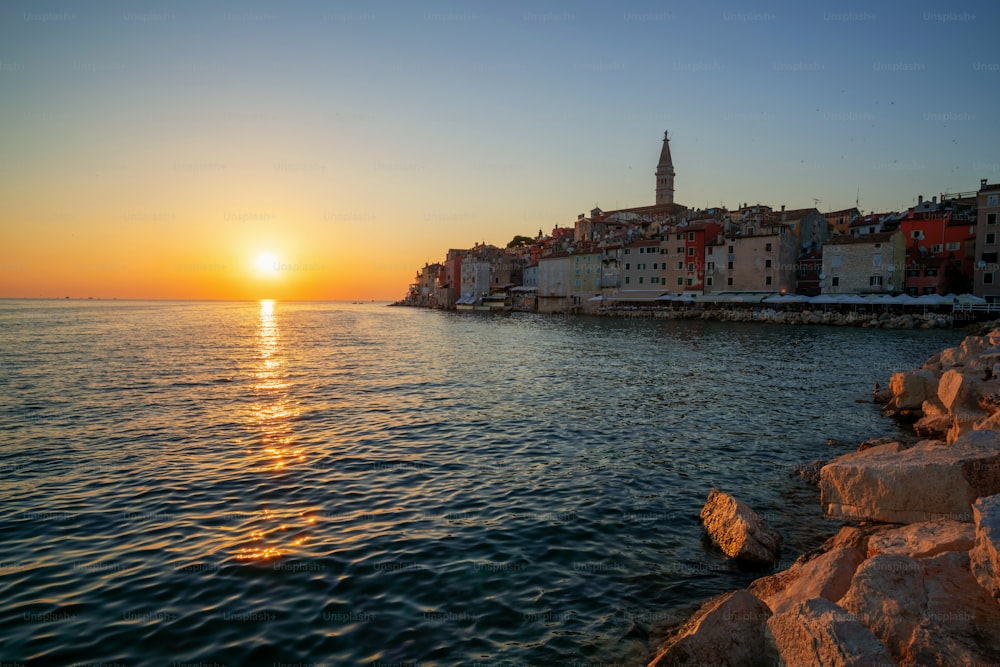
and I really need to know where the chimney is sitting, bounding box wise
[932,196,937,205]
[983,178,990,189]
[781,204,786,212]
[918,195,923,205]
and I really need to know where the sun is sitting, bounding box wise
[254,252,280,275]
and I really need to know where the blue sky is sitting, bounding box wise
[1,0,998,297]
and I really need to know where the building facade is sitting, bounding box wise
[821,230,906,294]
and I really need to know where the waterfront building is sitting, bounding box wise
[720,221,797,293]
[796,249,824,296]
[621,238,662,291]
[659,219,724,295]
[821,229,906,294]
[899,196,976,295]
[537,251,573,313]
[974,179,1000,300]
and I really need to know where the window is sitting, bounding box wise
[931,244,943,253]
[677,247,684,254]
[638,277,644,284]
[687,262,695,271]
[873,255,882,267]
[986,272,995,285]
[765,243,772,251]
[989,233,997,245]
[925,268,938,277]
[870,275,883,286]
[707,261,715,270]
[625,263,630,270]
[765,259,772,268]
[677,261,684,270]
[625,276,630,284]
[707,277,713,286]
[625,248,630,255]
[688,232,695,241]
[874,243,881,249]
[708,247,714,255]
[652,276,659,284]
[727,261,734,270]
[832,276,840,286]
[911,231,922,239]
[868,227,875,235]
[923,287,936,295]
[906,269,920,277]
[653,263,658,270]
[798,264,808,277]
[946,242,961,251]
[676,233,683,240]
[687,278,693,286]
[687,247,695,256]
[727,277,734,286]
[765,276,772,285]
[728,245,734,253]
[989,213,998,226]
[677,277,684,286]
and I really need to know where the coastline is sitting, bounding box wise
[641,323,1000,665]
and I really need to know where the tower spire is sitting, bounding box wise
[655,130,675,206]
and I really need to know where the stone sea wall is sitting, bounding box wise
[645,328,1000,666]
[601,307,955,329]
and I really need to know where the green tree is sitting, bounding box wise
[507,235,534,248]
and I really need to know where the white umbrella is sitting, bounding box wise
[913,293,952,306]
[810,294,840,304]
[892,294,919,305]
[587,295,606,302]
[838,294,871,305]
[956,293,986,305]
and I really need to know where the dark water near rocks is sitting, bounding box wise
[0,300,963,666]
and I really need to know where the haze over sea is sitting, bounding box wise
[0,300,963,665]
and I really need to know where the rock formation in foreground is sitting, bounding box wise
[645,329,1000,666]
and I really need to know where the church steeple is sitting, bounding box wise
[655,130,675,206]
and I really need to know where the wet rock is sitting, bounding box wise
[700,488,782,565]
[765,597,893,667]
[749,547,864,615]
[793,459,825,486]
[820,430,1000,524]
[970,493,1000,599]
[647,590,776,667]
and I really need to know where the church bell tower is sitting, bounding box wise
[655,130,675,206]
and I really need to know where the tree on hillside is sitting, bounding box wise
[507,235,534,248]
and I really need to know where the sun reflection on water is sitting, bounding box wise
[233,300,317,563]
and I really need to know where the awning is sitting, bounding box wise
[607,290,670,302]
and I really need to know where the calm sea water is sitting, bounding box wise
[0,300,963,666]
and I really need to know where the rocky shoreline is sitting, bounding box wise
[645,326,1000,666]
[599,307,955,330]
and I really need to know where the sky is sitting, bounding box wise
[1,0,998,300]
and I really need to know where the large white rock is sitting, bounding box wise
[839,551,1000,664]
[889,369,940,410]
[749,547,864,615]
[820,430,1000,523]
[700,488,782,564]
[925,328,1000,371]
[866,519,975,559]
[647,589,776,667]
[765,597,893,667]
[971,493,1000,599]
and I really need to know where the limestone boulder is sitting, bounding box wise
[928,328,1000,371]
[748,546,864,615]
[765,597,893,667]
[971,493,1000,599]
[889,369,939,409]
[700,488,782,564]
[647,589,776,667]
[820,430,1000,523]
[839,551,1000,664]
[866,519,975,559]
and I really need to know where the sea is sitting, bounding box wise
[0,299,964,666]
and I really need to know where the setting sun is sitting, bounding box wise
[254,252,280,276]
